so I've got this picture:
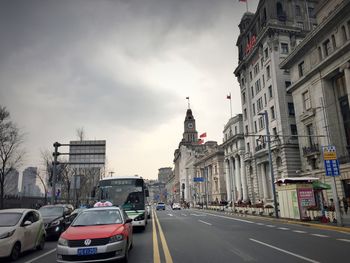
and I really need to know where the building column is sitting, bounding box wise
[343,66,350,103]
[225,160,232,201]
[230,157,236,202]
[240,155,248,202]
[261,163,269,201]
[235,156,242,201]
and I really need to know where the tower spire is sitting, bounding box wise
[186,97,190,109]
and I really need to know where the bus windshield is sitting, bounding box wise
[98,178,145,211]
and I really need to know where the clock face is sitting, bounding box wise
[187,122,193,129]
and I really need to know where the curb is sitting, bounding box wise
[195,208,350,233]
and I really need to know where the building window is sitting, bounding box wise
[254,121,257,133]
[250,71,253,81]
[257,97,263,112]
[281,43,289,54]
[266,65,271,79]
[261,57,264,67]
[255,79,261,94]
[264,48,268,59]
[235,126,237,134]
[262,74,265,87]
[271,106,275,119]
[323,39,331,56]
[244,109,247,120]
[331,34,336,49]
[295,5,301,16]
[264,93,267,106]
[273,127,277,137]
[254,63,260,76]
[251,86,254,97]
[341,25,348,43]
[306,123,315,146]
[253,103,256,115]
[247,142,250,152]
[291,124,298,137]
[285,81,291,88]
[318,46,322,60]
[245,125,249,135]
[298,61,305,77]
[268,85,273,98]
[288,103,295,116]
[302,90,311,110]
[242,92,246,104]
[297,22,304,29]
[258,117,265,130]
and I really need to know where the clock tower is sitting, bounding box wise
[182,108,198,144]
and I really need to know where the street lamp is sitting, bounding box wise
[258,110,279,218]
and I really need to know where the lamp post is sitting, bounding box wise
[258,110,279,218]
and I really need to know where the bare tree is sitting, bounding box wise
[0,106,25,209]
[76,127,85,141]
[37,170,48,203]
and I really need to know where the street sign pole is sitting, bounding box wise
[322,145,343,226]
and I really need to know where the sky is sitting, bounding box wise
[0,0,259,181]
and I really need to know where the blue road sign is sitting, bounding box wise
[323,145,340,176]
[193,177,204,182]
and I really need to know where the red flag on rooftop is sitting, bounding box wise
[200,132,207,138]
[198,139,204,144]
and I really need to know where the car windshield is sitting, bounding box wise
[72,209,122,226]
[39,206,64,217]
[0,213,22,227]
[158,203,165,205]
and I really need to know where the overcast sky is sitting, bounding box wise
[0,0,259,180]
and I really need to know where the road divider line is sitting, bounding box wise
[277,227,290,230]
[293,230,307,234]
[249,238,320,263]
[152,209,161,263]
[337,238,350,242]
[197,211,254,224]
[198,220,212,226]
[24,248,56,263]
[311,234,328,238]
[154,208,173,263]
[266,225,276,228]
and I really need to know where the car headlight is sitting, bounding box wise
[0,229,15,239]
[109,234,124,243]
[58,237,68,246]
[50,219,60,227]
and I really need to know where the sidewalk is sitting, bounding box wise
[195,206,350,233]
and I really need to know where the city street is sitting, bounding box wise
[10,207,350,263]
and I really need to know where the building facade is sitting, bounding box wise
[21,167,42,197]
[281,0,350,202]
[234,0,318,203]
[4,169,19,196]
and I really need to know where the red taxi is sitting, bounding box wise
[56,206,133,262]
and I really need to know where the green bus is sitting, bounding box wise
[97,175,149,229]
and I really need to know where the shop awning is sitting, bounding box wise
[312,181,331,190]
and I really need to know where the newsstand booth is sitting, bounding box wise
[275,177,318,220]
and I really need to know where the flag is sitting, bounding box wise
[200,132,207,138]
[198,139,204,144]
[186,97,189,99]
[227,94,231,99]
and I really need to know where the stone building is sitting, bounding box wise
[193,142,226,204]
[234,0,318,203]
[280,0,350,201]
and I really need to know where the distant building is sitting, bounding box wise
[158,167,172,184]
[21,167,42,196]
[4,169,19,196]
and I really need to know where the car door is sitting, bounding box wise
[31,211,43,249]
[122,210,133,243]
[21,211,37,251]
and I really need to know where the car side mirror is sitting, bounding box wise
[23,221,32,227]
[125,218,132,224]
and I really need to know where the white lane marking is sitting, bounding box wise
[278,227,290,230]
[293,230,307,234]
[190,213,205,217]
[311,234,328,238]
[198,220,212,226]
[266,225,276,228]
[167,213,173,217]
[256,223,264,226]
[250,239,320,263]
[337,238,350,242]
[24,248,57,263]
[230,247,256,262]
[197,212,254,224]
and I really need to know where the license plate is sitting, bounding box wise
[77,247,97,256]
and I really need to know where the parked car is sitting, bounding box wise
[156,202,166,210]
[0,209,46,261]
[38,204,71,240]
[57,206,133,263]
[172,203,181,210]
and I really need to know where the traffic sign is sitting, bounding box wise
[193,177,204,182]
[323,145,340,176]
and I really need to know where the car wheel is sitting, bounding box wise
[10,242,21,261]
[37,235,45,250]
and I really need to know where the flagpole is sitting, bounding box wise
[229,93,233,118]
[186,97,190,109]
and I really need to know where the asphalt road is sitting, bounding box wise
[7,207,350,263]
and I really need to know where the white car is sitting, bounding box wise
[0,209,46,261]
[172,203,181,210]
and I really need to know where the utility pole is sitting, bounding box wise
[51,142,60,204]
[259,111,279,218]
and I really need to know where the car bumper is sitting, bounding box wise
[0,237,15,258]
[132,220,146,227]
[45,225,64,238]
[56,240,127,262]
